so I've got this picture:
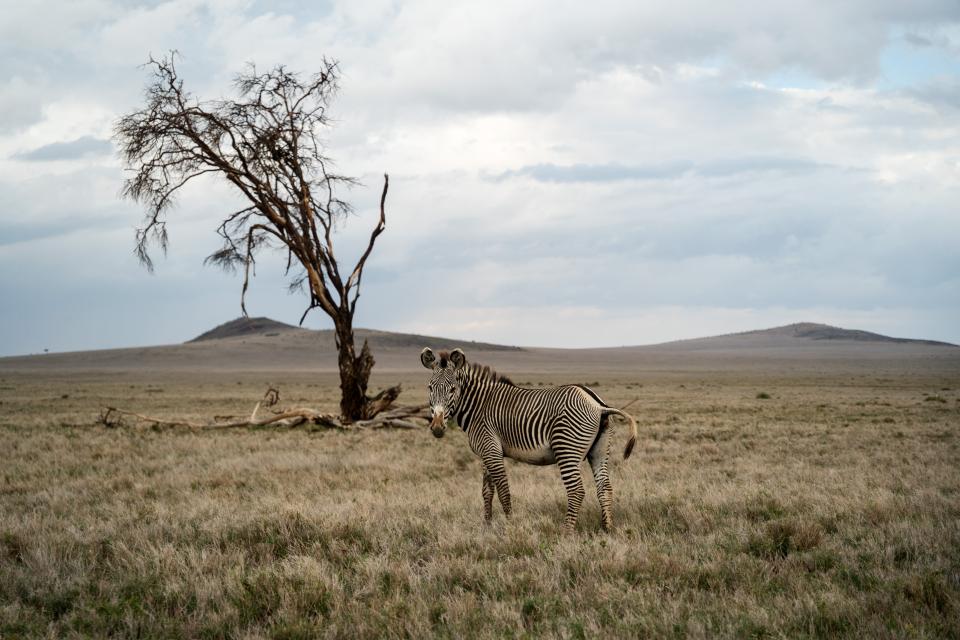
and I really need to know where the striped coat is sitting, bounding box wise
[421,347,637,531]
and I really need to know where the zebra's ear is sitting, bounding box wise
[450,348,467,369]
[420,348,437,369]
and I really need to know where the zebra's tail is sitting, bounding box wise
[603,407,638,459]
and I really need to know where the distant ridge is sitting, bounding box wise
[2,318,957,373]
[186,317,523,352]
[647,322,958,349]
[343,328,523,352]
[725,322,957,347]
[188,318,957,349]
[189,317,302,342]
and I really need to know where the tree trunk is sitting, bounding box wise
[333,320,401,422]
[335,321,366,420]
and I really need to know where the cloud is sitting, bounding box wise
[375,302,954,349]
[14,136,113,161]
[494,162,694,183]
[492,157,827,183]
[2,0,960,355]
[903,32,935,48]
[907,77,960,111]
[0,76,47,134]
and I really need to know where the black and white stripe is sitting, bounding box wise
[421,347,637,531]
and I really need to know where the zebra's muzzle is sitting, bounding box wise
[430,410,446,438]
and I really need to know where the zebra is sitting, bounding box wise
[421,347,637,531]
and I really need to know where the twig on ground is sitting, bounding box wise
[97,389,430,431]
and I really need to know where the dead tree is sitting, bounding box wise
[114,54,398,421]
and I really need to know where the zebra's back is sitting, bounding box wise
[480,384,606,465]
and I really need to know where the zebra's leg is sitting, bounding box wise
[471,423,510,519]
[587,422,613,531]
[483,454,512,518]
[556,453,586,532]
[482,469,495,523]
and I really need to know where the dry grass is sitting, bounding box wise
[1,369,959,638]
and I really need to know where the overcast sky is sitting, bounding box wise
[1,0,959,355]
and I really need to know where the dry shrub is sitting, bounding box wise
[745,519,824,560]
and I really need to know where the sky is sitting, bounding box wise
[1,0,959,355]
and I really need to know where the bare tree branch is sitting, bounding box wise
[347,174,389,316]
[115,53,395,420]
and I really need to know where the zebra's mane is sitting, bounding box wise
[469,363,515,386]
[437,350,514,386]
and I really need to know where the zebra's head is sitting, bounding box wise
[420,347,466,438]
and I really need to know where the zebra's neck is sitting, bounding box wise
[453,364,505,432]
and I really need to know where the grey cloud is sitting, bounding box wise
[14,136,114,162]
[493,157,827,183]
[0,75,46,133]
[696,157,827,177]
[2,1,960,353]
[903,32,934,48]
[0,214,125,247]
[365,160,959,320]
[907,78,960,111]
[220,0,960,126]
[494,162,693,183]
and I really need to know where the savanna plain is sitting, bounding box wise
[1,358,958,638]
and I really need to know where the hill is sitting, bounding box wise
[731,322,954,346]
[1,319,956,375]
[189,317,303,342]
[187,317,523,353]
[653,322,957,350]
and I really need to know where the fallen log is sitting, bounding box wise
[99,406,346,430]
[361,384,403,420]
[97,393,431,431]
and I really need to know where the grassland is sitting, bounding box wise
[1,368,958,638]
